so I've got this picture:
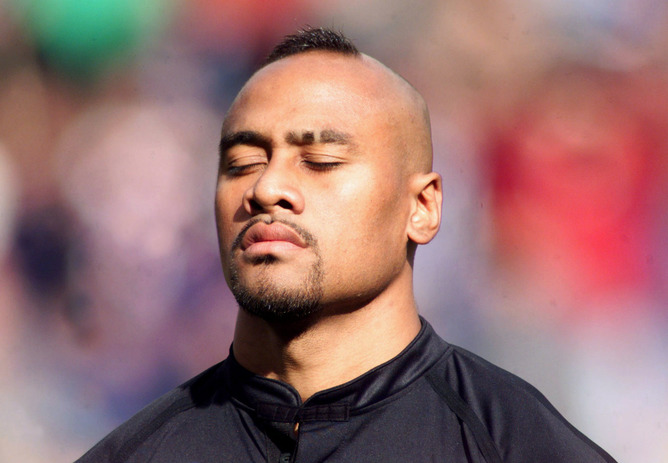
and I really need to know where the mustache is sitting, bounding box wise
[231,217,318,252]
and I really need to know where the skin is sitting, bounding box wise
[215,50,442,401]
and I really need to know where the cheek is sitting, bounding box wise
[357,171,408,236]
[214,184,243,251]
[316,171,408,263]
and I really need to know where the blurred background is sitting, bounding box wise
[0,0,666,461]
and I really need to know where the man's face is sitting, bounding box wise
[215,52,414,322]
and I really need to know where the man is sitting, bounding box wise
[78,28,617,463]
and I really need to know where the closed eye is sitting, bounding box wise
[225,162,267,176]
[302,160,343,172]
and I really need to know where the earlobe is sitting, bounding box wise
[407,172,442,245]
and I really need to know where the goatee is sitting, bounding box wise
[228,218,324,323]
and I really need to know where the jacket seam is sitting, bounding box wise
[425,368,503,463]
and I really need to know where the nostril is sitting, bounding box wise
[276,199,293,210]
[248,198,293,212]
[249,198,262,212]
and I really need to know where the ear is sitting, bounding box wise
[406,172,442,245]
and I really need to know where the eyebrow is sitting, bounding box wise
[285,129,352,146]
[219,128,354,158]
[219,131,272,157]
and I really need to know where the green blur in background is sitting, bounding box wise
[8,0,173,78]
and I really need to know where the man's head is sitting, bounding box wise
[215,28,442,323]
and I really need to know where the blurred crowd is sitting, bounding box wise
[0,0,666,461]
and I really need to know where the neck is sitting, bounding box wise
[231,274,421,402]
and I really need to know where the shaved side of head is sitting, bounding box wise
[362,55,433,175]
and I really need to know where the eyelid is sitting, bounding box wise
[302,157,344,171]
[301,150,346,170]
[225,162,266,176]
[223,147,268,175]
[302,151,345,162]
[302,161,342,173]
[225,146,267,165]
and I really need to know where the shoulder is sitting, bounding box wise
[76,361,226,463]
[425,343,617,463]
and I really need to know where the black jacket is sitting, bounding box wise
[77,320,617,462]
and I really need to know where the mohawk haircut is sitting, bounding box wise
[263,27,360,66]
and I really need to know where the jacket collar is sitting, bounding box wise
[221,318,449,423]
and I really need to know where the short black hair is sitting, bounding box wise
[263,27,360,66]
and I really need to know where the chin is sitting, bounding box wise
[229,256,325,324]
[234,284,324,323]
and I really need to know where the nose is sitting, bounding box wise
[243,159,305,215]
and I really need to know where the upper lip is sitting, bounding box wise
[240,221,307,250]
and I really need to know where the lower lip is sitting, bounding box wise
[243,241,304,255]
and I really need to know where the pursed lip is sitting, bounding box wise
[240,221,308,251]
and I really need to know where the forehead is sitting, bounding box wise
[222,52,395,134]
